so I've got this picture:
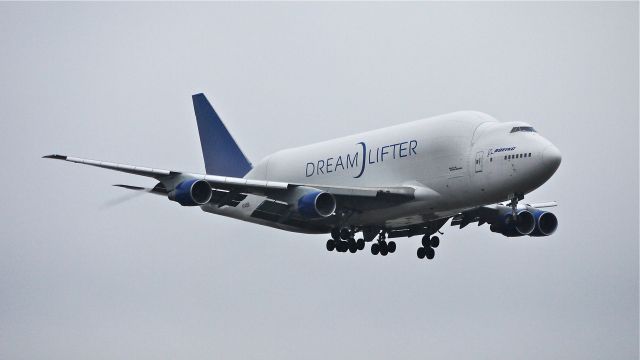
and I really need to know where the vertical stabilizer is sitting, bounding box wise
[192,93,252,177]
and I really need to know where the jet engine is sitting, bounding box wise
[297,191,336,218]
[489,208,536,237]
[168,179,212,206]
[528,209,558,236]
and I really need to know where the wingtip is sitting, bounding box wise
[43,154,67,160]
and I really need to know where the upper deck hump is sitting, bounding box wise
[279,111,496,156]
[246,111,498,181]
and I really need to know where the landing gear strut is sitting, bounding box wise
[509,193,524,220]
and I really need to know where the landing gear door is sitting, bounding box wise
[475,151,484,173]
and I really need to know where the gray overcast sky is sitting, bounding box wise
[0,2,637,360]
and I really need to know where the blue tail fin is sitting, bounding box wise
[192,93,252,177]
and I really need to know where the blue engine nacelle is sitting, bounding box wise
[528,209,558,236]
[168,179,212,206]
[489,209,536,237]
[297,191,336,218]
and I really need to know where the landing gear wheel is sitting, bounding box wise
[425,247,435,259]
[337,241,348,252]
[340,228,351,240]
[430,236,440,248]
[326,239,335,251]
[379,241,387,255]
[356,238,365,251]
[421,235,430,247]
[417,247,426,259]
[331,229,341,241]
[371,243,380,255]
[348,239,357,253]
[387,241,396,253]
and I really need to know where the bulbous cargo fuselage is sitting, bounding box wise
[240,111,560,229]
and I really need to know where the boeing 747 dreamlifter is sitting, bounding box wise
[45,94,561,260]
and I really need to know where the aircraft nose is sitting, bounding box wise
[542,144,562,172]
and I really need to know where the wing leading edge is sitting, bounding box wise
[43,154,415,211]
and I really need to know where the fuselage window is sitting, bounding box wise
[510,126,537,133]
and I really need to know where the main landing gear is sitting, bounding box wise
[326,228,365,254]
[326,228,394,255]
[416,234,439,260]
[326,222,445,260]
[370,232,396,256]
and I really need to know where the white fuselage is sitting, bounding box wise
[202,111,561,233]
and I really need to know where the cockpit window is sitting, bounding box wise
[511,126,536,133]
[510,126,536,133]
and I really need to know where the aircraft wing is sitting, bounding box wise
[44,154,415,210]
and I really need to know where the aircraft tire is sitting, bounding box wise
[348,240,358,253]
[417,247,426,259]
[371,243,380,255]
[326,239,335,251]
[337,241,348,252]
[388,241,396,253]
[425,247,435,259]
[421,235,430,247]
[430,236,440,248]
[357,238,365,251]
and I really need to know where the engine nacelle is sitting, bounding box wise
[168,179,212,206]
[297,191,336,218]
[529,209,558,236]
[489,209,536,237]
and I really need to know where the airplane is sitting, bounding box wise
[45,93,562,260]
